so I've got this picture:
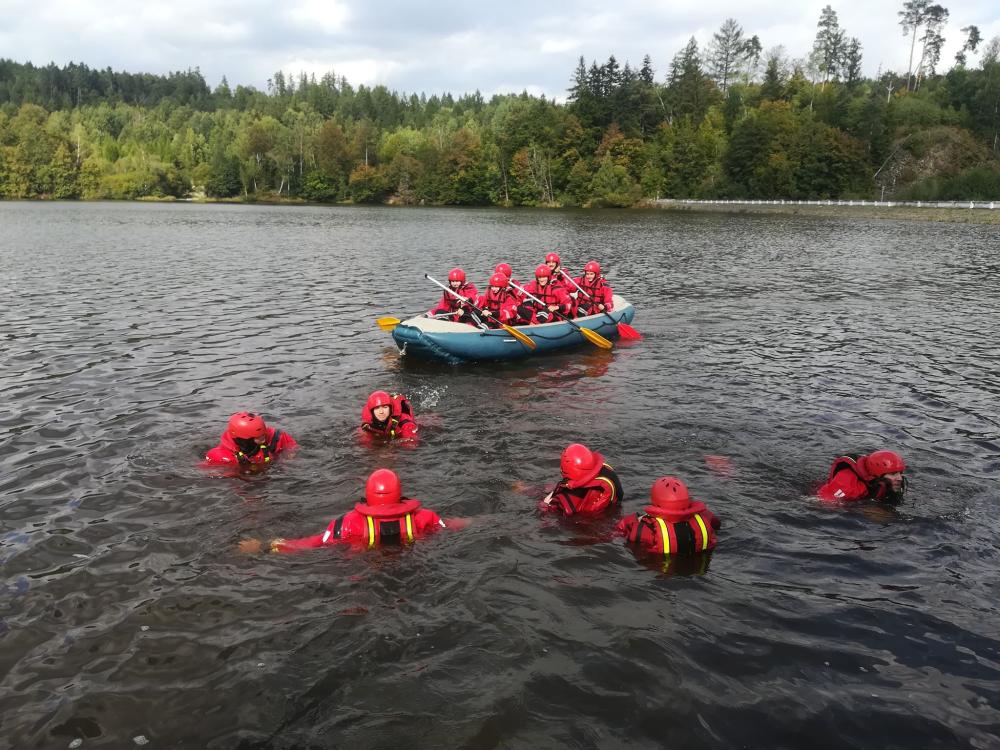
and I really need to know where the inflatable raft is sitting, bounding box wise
[390,295,636,364]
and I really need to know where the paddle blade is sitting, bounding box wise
[579,326,613,350]
[617,322,642,340]
[377,316,402,332]
[503,324,537,350]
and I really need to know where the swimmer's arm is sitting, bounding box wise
[238,534,327,554]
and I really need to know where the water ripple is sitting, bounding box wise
[1,203,998,748]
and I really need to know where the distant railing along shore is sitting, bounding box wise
[652,198,999,210]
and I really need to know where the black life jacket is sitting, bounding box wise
[325,505,418,547]
[627,512,713,557]
[235,430,283,466]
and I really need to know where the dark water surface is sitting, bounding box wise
[1,202,998,749]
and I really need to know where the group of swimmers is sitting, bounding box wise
[428,252,614,329]
[199,247,909,561]
[204,397,909,562]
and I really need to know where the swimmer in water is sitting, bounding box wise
[360,391,418,441]
[202,412,297,468]
[816,450,907,503]
[539,443,624,516]
[239,469,466,552]
[616,476,721,557]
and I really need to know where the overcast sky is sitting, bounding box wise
[1,0,997,100]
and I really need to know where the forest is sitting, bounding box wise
[1,3,999,205]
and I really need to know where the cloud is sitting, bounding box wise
[287,0,351,34]
[541,38,579,54]
[0,0,993,99]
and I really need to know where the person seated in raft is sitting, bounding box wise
[494,262,523,303]
[817,450,907,503]
[616,476,721,557]
[239,469,466,552]
[474,272,519,329]
[539,443,624,516]
[571,260,614,318]
[518,265,572,324]
[427,267,478,324]
[203,412,297,468]
[360,390,418,442]
[543,251,573,297]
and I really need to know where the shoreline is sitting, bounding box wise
[640,200,1000,224]
[4,195,1000,224]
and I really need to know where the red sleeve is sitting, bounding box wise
[538,489,571,513]
[270,534,327,553]
[203,445,235,465]
[429,294,447,315]
[615,515,634,536]
[415,508,445,534]
[277,432,297,451]
[601,285,614,309]
[474,293,489,309]
[555,287,572,314]
[398,420,419,439]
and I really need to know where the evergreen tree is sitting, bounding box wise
[811,5,845,87]
[955,26,982,67]
[708,18,747,92]
[913,5,949,88]
[844,39,864,89]
[668,38,718,123]
[760,49,788,101]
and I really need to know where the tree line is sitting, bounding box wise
[1,4,998,205]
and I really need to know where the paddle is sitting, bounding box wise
[377,313,454,331]
[559,269,642,340]
[509,280,613,350]
[424,274,537,350]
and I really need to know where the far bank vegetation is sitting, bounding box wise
[1,3,998,205]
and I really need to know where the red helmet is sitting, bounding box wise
[584,261,601,275]
[448,268,466,283]
[365,469,402,506]
[650,476,691,510]
[488,272,509,288]
[366,390,392,410]
[227,412,267,440]
[560,443,605,487]
[535,264,551,279]
[494,263,512,277]
[545,252,561,266]
[863,450,906,477]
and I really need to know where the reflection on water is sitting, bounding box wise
[1,202,998,748]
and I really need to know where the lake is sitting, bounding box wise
[1,201,998,749]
